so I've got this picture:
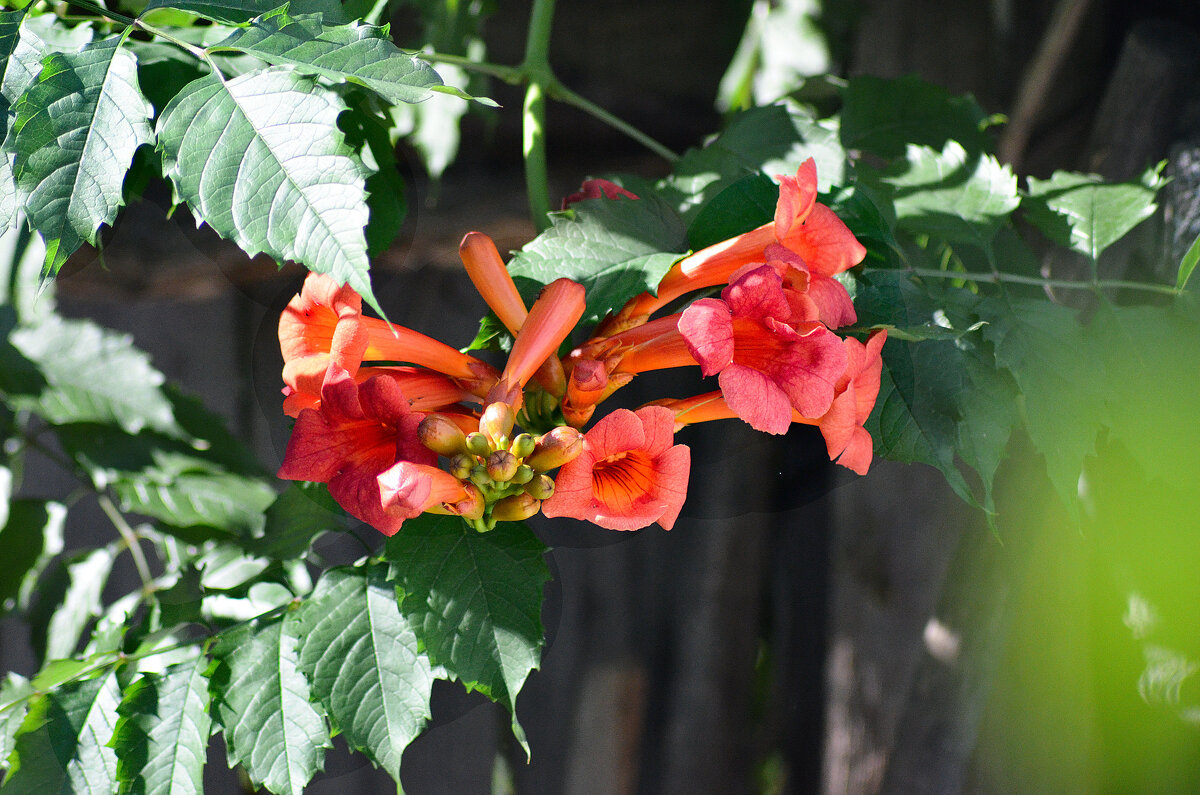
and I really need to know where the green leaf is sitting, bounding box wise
[462,311,513,355]
[113,655,212,795]
[955,350,1019,517]
[1,671,120,794]
[0,673,34,771]
[142,0,347,25]
[881,141,1019,246]
[507,193,688,326]
[209,10,444,105]
[10,35,153,277]
[0,499,66,614]
[385,515,549,752]
[687,172,777,251]
[340,94,407,257]
[1177,230,1200,291]
[1,14,93,108]
[980,297,1107,516]
[32,545,118,662]
[839,74,992,159]
[1086,300,1200,485]
[156,67,381,315]
[111,471,274,543]
[210,612,330,795]
[296,564,434,780]
[856,272,976,504]
[661,104,846,225]
[10,314,183,437]
[1023,165,1165,262]
[387,62,469,179]
[249,481,346,559]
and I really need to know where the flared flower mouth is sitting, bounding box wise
[541,406,690,531]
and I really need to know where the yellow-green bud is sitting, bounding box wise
[449,453,474,480]
[465,431,492,457]
[469,464,491,488]
[525,426,584,471]
[418,414,468,457]
[510,433,536,460]
[480,402,516,447]
[486,450,519,483]
[511,464,535,485]
[491,493,541,523]
[524,473,556,501]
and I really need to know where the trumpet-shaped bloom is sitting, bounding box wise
[677,264,847,434]
[757,244,856,329]
[597,159,865,334]
[277,366,439,536]
[816,330,886,475]
[541,406,690,531]
[487,278,585,406]
[282,365,474,417]
[377,460,470,523]
[280,272,498,397]
[662,330,886,474]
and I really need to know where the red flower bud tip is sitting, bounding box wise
[448,482,485,521]
[498,278,586,396]
[566,358,608,409]
[418,414,469,457]
[486,450,520,483]
[491,492,541,523]
[480,401,516,448]
[459,231,529,336]
[561,178,638,209]
[525,426,584,472]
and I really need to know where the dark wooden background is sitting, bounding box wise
[4,0,1200,792]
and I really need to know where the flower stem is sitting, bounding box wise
[98,493,154,591]
[520,0,557,232]
[547,81,679,163]
[895,267,1181,297]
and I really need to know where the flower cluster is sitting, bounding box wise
[276,161,885,535]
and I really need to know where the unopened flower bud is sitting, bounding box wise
[486,450,519,483]
[448,482,485,521]
[469,464,491,488]
[525,426,584,471]
[418,414,468,457]
[491,493,541,522]
[465,431,492,457]
[480,402,516,447]
[449,453,474,480]
[510,433,536,459]
[524,473,556,501]
[511,464,535,485]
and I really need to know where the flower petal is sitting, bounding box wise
[678,298,734,377]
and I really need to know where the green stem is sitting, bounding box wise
[97,493,155,591]
[896,266,1180,296]
[523,81,552,231]
[418,51,524,84]
[519,0,558,232]
[52,0,209,60]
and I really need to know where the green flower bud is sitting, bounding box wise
[510,433,537,460]
[491,493,540,522]
[524,473,556,501]
[449,453,475,480]
[465,431,492,457]
[511,464,535,485]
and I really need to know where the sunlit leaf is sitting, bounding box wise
[209,9,444,105]
[210,612,330,795]
[1,671,120,794]
[113,655,212,795]
[1023,165,1165,262]
[881,141,1019,246]
[10,314,183,437]
[385,515,549,753]
[0,673,34,771]
[142,0,346,25]
[9,35,153,277]
[1177,231,1200,291]
[507,193,688,326]
[157,67,381,315]
[297,564,434,781]
[30,545,117,662]
[250,482,346,559]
